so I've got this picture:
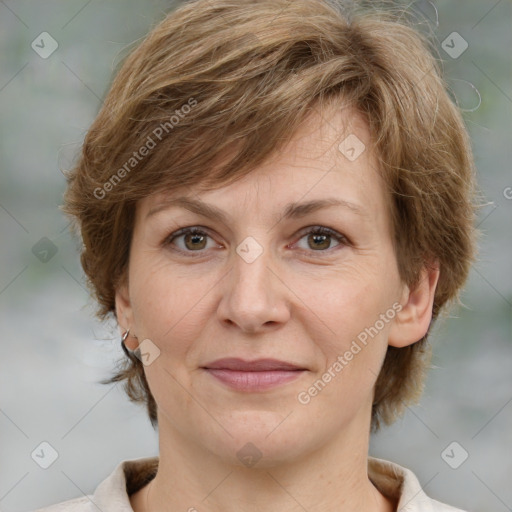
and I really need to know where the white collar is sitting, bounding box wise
[35,455,467,511]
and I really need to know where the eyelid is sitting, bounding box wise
[295,225,351,245]
[163,224,351,256]
[290,225,351,255]
[162,225,221,250]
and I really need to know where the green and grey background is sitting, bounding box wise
[0,1,511,511]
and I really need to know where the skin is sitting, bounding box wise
[117,103,440,512]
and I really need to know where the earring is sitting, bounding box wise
[121,329,130,343]
[121,329,139,358]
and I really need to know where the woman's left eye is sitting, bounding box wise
[163,226,349,255]
[293,226,349,253]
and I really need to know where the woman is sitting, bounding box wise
[35,0,477,510]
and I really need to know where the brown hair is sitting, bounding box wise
[63,0,479,431]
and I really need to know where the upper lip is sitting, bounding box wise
[202,358,306,371]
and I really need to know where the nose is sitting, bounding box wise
[216,241,291,333]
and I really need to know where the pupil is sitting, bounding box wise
[310,234,329,250]
[187,233,206,249]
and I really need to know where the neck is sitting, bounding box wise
[134,415,394,512]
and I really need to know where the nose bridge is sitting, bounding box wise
[236,234,272,290]
[217,234,288,332]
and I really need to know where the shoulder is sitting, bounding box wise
[31,496,93,512]
[428,497,469,512]
[30,456,159,512]
[368,456,468,512]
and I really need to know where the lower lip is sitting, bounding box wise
[204,369,305,391]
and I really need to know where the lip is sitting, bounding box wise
[203,358,306,371]
[202,358,307,392]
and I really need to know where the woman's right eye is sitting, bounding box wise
[164,227,220,255]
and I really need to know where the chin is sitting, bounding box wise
[202,411,314,469]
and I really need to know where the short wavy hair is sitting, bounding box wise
[63,0,478,431]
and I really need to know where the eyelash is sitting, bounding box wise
[163,225,350,258]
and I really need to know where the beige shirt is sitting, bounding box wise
[33,456,467,511]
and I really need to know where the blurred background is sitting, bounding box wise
[0,1,510,511]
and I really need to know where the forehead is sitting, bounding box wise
[137,103,390,227]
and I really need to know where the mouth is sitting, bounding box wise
[201,358,307,392]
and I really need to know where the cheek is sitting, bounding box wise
[297,281,394,418]
[128,262,209,404]
[294,256,399,391]
[301,262,394,338]
[129,255,216,358]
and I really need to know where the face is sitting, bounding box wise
[116,104,420,468]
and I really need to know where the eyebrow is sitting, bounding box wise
[146,196,368,224]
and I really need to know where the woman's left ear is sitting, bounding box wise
[388,262,440,348]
